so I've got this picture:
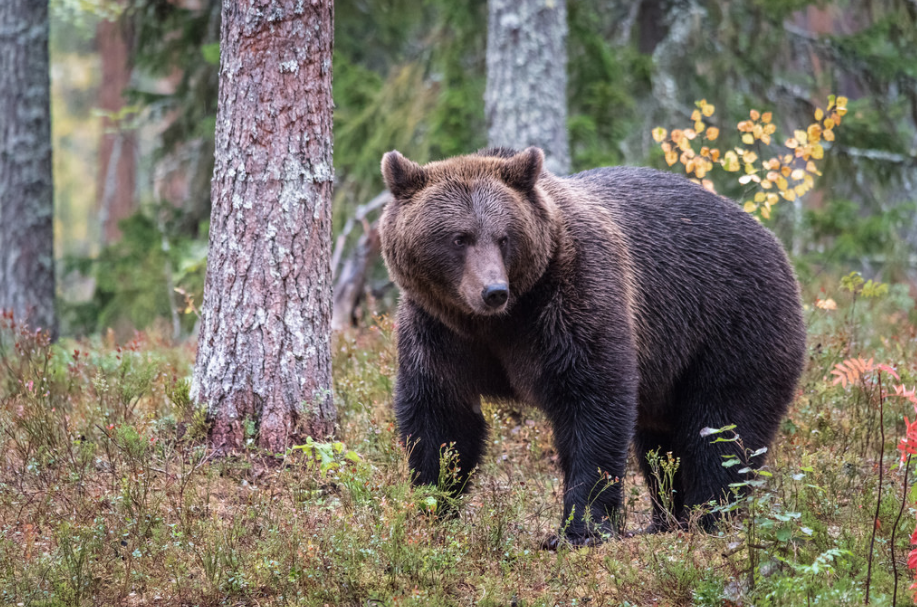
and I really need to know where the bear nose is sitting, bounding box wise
[482,283,509,308]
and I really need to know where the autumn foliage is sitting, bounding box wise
[653,95,849,219]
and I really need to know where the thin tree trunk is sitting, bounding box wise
[0,0,56,337]
[95,13,137,244]
[485,0,570,174]
[191,0,336,453]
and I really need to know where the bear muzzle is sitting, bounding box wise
[482,283,509,308]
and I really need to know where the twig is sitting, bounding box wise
[865,371,886,605]
[891,454,912,607]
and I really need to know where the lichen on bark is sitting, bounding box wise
[191,0,336,454]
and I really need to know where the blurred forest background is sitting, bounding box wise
[50,0,917,338]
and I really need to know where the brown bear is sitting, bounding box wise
[379,146,806,546]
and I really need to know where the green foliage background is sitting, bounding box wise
[49,0,917,334]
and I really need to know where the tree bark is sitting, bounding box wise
[95,13,137,244]
[485,0,570,174]
[0,0,56,337]
[191,0,336,453]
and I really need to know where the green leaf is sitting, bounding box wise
[201,43,221,65]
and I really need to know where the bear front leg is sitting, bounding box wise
[393,302,490,496]
[541,369,637,547]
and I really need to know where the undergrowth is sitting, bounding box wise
[0,274,915,606]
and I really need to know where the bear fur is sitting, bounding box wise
[379,146,806,545]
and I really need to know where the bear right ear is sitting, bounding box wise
[381,151,427,199]
[501,147,544,192]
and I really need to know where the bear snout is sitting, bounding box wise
[482,283,509,308]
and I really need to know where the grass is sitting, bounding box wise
[0,274,916,606]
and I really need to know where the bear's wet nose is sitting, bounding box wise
[482,284,509,308]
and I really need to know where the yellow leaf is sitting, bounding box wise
[754,192,766,202]
[671,129,684,143]
[764,123,776,135]
[738,120,752,132]
[806,161,819,174]
[812,144,824,159]
[781,166,791,177]
[652,127,668,143]
[786,138,799,149]
[694,120,706,134]
[767,193,779,205]
[684,128,697,140]
[700,146,710,156]
[824,118,835,129]
[807,124,822,142]
[661,142,672,153]
[702,103,715,117]
[744,162,756,174]
[710,149,721,162]
[804,174,814,188]
[827,94,836,111]
[783,154,794,164]
[795,184,808,196]
[742,133,754,145]
[791,169,805,180]
[753,124,764,140]
[777,176,788,191]
[750,109,760,120]
[837,96,848,109]
[706,127,720,141]
[761,179,773,189]
[723,151,740,172]
[823,129,835,142]
[762,112,772,124]
[692,109,702,121]
[783,189,796,201]
[816,298,837,311]
[743,201,757,213]
[760,205,771,219]
[766,170,780,182]
[815,108,824,121]
[701,179,716,192]
[743,151,758,164]
[695,164,707,179]
[794,130,808,145]
[665,150,678,166]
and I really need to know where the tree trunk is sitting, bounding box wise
[485,0,570,174]
[95,13,137,244]
[0,0,56,337]
[191,0,336,454]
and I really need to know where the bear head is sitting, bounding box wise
[379,147,558,323]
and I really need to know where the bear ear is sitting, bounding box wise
[381,151,427,199]
[500,147,544,192]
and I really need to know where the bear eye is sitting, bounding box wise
[453,234,469,248]
[498,236,509,247]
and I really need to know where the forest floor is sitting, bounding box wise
[1,274,916,606]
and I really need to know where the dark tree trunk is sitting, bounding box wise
[485,0,570,174]
[96,13,137,244]
[191,0,336,453]
[0,0,56,337]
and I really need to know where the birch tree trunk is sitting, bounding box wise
[0,0,56,337]
[485,0,570,175]
[191,0,336,453]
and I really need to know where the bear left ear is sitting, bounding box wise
[501,147,544,192]
[382,151,427,199]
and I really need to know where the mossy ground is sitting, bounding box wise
[1,277,915,606]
